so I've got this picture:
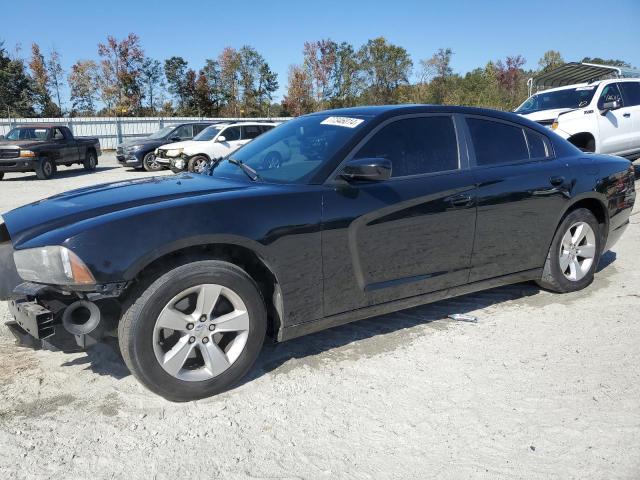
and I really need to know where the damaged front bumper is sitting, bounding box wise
[5,282,124,352]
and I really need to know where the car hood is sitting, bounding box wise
[157,140,194,150]
[0,139,45,148]
[117,137,159,149]
[517,108,574,122]
[3,174,250,247]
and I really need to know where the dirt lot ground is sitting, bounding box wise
[0,154,639,479]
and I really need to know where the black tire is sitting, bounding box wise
[537,208,602,293]
[187,155,208,173]
[83,150,97,171]
[35,158,56,180]
[142,152,162,172]
[118,260,267,402]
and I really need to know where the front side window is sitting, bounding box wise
[353,116,459,177]
[52,128,65,140]
[193,126,223,141]
[598,83,624,109]
[467,118,529,166]
[619,81,640,107]
[221,126,241,141]
[193,124,210,135]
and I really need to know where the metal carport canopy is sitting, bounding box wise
[528,62,640,95]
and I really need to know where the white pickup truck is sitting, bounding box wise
[516,78,640,159]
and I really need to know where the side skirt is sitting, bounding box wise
[277,268,542,342]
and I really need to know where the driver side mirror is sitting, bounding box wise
[216,135,226,143]
[169,136,181,142]
[339,158,392,182]
[601,100,621,115]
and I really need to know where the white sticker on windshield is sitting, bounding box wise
[575,86,596,91]
[321,116,364,128]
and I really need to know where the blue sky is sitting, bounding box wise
[2,0,639,106]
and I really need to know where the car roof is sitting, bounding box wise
[307,104,536,124]
[15,124,64,128]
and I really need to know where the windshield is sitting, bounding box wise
[148,126,177,139]
[209,115,368,184]
[5,127,49,141]
[515,86,597,114]
[193,126,223,141]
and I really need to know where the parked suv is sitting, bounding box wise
[155,121,279,172]
[515,78,640,158]
[116,122,215,171]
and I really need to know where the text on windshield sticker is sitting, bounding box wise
[320,117,364,128]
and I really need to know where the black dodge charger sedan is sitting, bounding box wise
[0,105,635,401]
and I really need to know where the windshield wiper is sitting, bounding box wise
[227,158,261,182]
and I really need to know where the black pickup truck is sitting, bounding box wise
[0,125,101,180]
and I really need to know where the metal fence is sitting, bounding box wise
[0,117,292,150]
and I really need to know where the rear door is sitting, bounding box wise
[465,116,571,282]
[618,81,640,154]
[240,125,263,147]
[597,82,634,154]
[321,114,477,315]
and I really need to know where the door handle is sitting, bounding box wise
[549,176,565,187]
[447,193,473,208]
[623,113,631,118]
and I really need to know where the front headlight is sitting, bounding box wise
[19,150,36,158]
[126,145,144,152]
[13,246,96,286]
[551,120,558,130]
[166,148,184,158]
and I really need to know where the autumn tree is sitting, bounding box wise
[218,47,241,116]
[495,55,527,108]
[283,65,313,116]
[47,48,64,113]
[303,39,337,109]
[29,43,60,116]
[329,42,359,108]
[357,37,412,104]
[97,33,145,115]
[68,60,99,115]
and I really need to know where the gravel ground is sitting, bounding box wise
[0,154,639,479]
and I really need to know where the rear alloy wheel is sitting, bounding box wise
[35,158,56,180]
[187,155,208,173]
[143,152,163,172]
[537,208,601,293]
[118,260,267,401]
[83,151,97,171]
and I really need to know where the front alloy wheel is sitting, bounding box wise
[143,152,163,172]
[118,260,267,401]
[153,284,250,381]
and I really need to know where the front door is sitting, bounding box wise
[618,81,640,154]
[597,82,634,154]
[321,114,477,316]
[51,127,77,163]
[218,126,243,156]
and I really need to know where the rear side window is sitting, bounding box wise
[173,124,193,139]
[193,124,209,135]
[619,82,640,107]
[242,125,262,140]
[467,118,529,166]
[526,130,551,159]
[354,116,459,177]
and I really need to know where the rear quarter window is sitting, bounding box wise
[466,118,529,166]
[526,130,552,159]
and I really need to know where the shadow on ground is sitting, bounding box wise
[2,166,119,182]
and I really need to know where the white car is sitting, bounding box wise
[516,78,640,158]
[155,122,279,172]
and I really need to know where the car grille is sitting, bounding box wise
[0,149,19,159]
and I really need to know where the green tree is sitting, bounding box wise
[538,50,564,73]
[47,47,64,113]
[356,37,413,104]
[67,59,99,115]
[140,58,163,111]
[0,42,35,116]
[164,56,189,111]
[29,42,60,116]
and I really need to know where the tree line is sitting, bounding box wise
[0,34,633,119]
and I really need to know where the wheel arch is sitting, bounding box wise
[123,239,283,340]
[567,132,596,152]
[556,194,609,246]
